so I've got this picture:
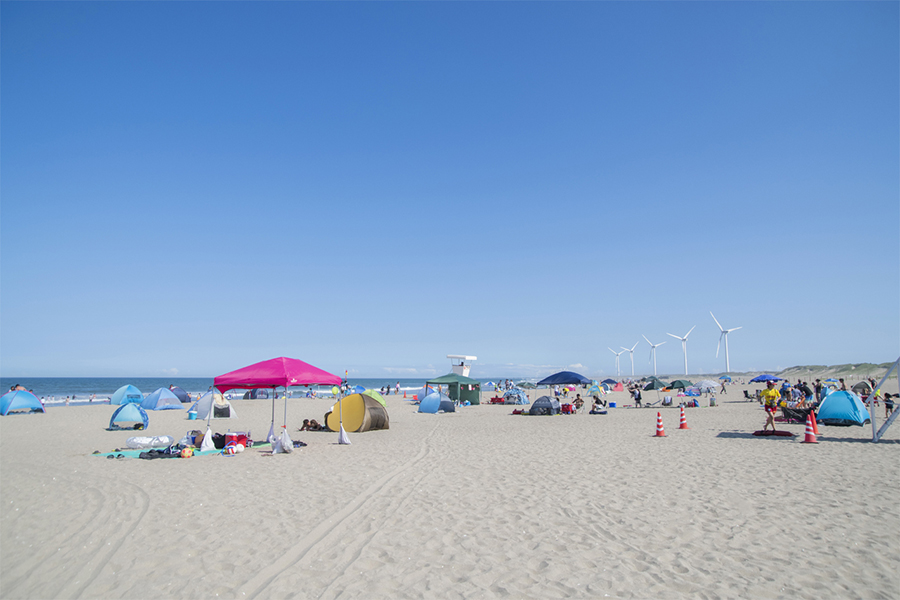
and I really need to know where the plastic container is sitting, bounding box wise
[609,401,617,408]
[188,411,197,420]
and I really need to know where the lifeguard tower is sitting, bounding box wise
[448,355,477,377]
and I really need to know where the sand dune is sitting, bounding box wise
[2,383,898,599]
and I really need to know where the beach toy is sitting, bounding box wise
[235,443,245,453]
[679,406,689,430]
[180,448,193,458]
[654,412,667,437]
[801,414,818,444]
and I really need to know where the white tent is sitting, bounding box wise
[192,391,237,420]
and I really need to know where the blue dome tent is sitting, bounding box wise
[109,403,149,430]
[141,388,185,411]
[418,392,454,414]
[817,391,871,427]
[110,385,143,405]
[0,390,45,415]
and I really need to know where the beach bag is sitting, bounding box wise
[212,433,226,449]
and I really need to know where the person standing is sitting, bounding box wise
[839,378,847,391]
[396,382,400,395]
[760,380,781,432]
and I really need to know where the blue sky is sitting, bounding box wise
[2,2,898,379]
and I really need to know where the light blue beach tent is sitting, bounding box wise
[141,388,185,411]
[0,390,45,415]
[110,384,143,405]
[418,392,453,414]
[816,391,871,427]
[109,403,149,430]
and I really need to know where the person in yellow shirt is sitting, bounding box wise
[760,380,781,432]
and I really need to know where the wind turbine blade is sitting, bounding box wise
[630,341,639,351]
[716,332,723,358]
[608,347,617,355]
[728,326,742,333]
[684,325,696,339]
[657,341,666,347]
[666,333,681,340]
[710,311,724,332]
[642,334,652,345]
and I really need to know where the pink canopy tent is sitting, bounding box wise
[214,357,341,392]
[213,357,342,442]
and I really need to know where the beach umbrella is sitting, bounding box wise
[824,378,839,383]
[537,371,591,386]
[669,380,693,390]
[750,374,782,383]
[695,380,719,391]
[719,376,732,381]
[601,378,618,385]
[643,380,667,391]
[517,382,537,389]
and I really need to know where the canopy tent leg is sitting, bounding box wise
[870,356,900,442]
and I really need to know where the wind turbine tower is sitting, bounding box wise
[608,347,625,378]
[621,342,639,377]
[711,312,742,373]
[666,326,696,376]
[642,335,666,377]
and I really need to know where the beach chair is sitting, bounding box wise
[743,390,757,402]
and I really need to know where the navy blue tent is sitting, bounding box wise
[169,386,190,403]
[817,391,871,426]
[601,378,618,385]
[537,371,591,386]
[529,395,561,415]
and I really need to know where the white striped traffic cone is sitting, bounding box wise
[801,413,818,444]
[655,412,667,437]
[679,406,690,430]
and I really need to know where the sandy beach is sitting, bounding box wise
[2,382,898,599]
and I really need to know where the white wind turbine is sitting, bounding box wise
[620,342,639,377]
[711,312,742,373]
[642,335,666,377]
[666,326,696,376]
[608,347,625,378]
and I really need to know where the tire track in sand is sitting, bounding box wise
[239,422,439,600]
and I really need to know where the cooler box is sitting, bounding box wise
[225,432,250,447]
[609,401,617,408]
[561,403,574,414]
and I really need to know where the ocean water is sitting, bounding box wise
[0,377,527,405]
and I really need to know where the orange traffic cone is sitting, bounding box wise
[403,391,407,399]
[679,406,690,429]
[655,412,667,437]
[810,411,819,435]
[801,413,818,444]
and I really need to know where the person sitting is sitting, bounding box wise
[589,397,606,414]
[299,419,312,431]
[309,419,325,431]
[573,394,584,412]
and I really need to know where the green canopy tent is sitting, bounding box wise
[426,373,482,405]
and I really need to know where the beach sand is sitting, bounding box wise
[2,383,898,599]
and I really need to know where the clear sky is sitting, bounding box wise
[2,2,898,379]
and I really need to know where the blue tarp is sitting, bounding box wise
[0,390,45,415]
[141,388,185,411]
[503,389,530,405]
[537,371,591,386]
[817,391,871,427]
[418,392,453,414]
[109,403,149,429]
[110,385,143,405]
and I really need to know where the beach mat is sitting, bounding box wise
[94,442,271,458]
